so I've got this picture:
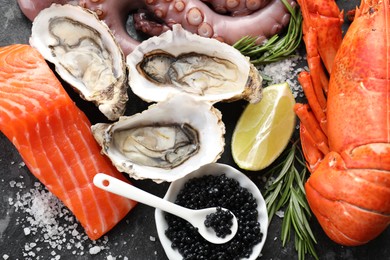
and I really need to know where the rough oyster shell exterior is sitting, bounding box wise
[127,25,262,104]
[30,4,128,121]
[91,94,225,183]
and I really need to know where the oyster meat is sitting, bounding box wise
[113,123,199,169]
[139,53,241,96]
[30,4,128,121]
[127,25,262,104]
[92,94,225,183]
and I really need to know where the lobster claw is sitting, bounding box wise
[298,0,344,73]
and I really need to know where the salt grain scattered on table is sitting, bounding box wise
[89,245,101,255]
[23,227,31,235]
[261,57,305,99]
[275,210,285,218]
[8,181,112,258]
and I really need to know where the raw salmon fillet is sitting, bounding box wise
[0,44,137,240]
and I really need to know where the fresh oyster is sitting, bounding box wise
[127,25,262,104]
[91,94,225,183]
[30,4,128,121]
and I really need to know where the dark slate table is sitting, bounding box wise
[0,0,389,259]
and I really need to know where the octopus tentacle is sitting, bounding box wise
[78,0,145,56]
[143,0,295,44]
[17,0,294,55]
[133,9,171,36]
[201,0,271,16]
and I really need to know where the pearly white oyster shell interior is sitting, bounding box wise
[30,4,128,121]
[91,94,226,183]
[127,25,262,104]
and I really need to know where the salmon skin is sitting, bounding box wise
[0,44,137,240]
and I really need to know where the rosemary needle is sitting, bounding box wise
[264,141,318,260]
[233,0,303,65]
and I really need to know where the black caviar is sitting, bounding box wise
[165,174,263,260]
[204,207,233,238]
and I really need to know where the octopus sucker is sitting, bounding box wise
[186,7,204,26]
[154,8,166,18]
[174,0,186,12]
[197,22,214,38]
[226,0,240,9]
[17,0,295,56]
[246,0,263,11]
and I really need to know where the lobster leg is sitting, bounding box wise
[294,103,329,171]
[298,124,324,171]
[302,27,328,110]
[298,71,327,134]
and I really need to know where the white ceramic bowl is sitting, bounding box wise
[155,163,268,260]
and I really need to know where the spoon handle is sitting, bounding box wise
[93,173,191,218]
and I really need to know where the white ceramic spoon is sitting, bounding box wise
[93,173,238,244]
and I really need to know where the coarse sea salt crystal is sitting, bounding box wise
[260,56,305,99]
[71,229,79,237]
[18,162,26,168]
[276,210,285,218]
[265,176,276,190]
[24,227,31,235]
[8,181,111,258]
[89,246,101,255]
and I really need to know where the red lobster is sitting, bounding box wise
[295,0,390,246]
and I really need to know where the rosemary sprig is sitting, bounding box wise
[233,0,303,65]
[264,141,318,260]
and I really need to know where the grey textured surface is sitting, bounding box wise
[0,0,389,259]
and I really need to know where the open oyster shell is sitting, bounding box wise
[127,25,262,104]
[30,4,128,121]
[91,94,225,183]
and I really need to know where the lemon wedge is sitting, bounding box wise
[232,82,296,171]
